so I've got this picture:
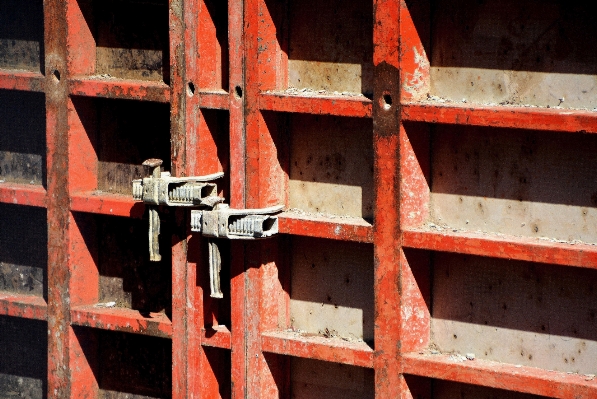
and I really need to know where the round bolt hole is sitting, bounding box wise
[235,86,243,99]
[381,93,392,110]
[187,82,195,96]
[52,70,61,82]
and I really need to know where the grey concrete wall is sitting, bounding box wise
[431,252,597,374]
[95,215,172,314]
[287,0,373,95]
[289,115,373,221]
[0,0,44,72]
[89,0,170,82]
[290,237,373,342]
[95,330,172,399]
[430,0,597,109]
[430,125,597,243]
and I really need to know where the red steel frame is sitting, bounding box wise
[1,0,597,398]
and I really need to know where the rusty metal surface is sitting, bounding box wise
[0,90,46,186]
[0,204,47,297]
[0,0,45,72]
[44,0,71,396]
[4,0,597,397]
[0,316,47,399]
[196,0,229,91]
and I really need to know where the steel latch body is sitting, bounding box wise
[133,159,223,207]
[191,204,283,239]
[132,159,223,261]
[191,204,283,298]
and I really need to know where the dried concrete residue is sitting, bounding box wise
[423,221,597,247]
[418,345,475,363]
[89,73,117,80]
[265,87,368,98]
[403,46,430,99]
[95,301,117,308]
[286,208,369,221]
[284,327,365,343]
[420,345,597,381]
[421,93,597,111]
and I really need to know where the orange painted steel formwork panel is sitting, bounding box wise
[1,0,596,398]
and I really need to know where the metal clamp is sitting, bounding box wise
[132,159,223,262]
[190,204,283,239]
[132,158,224,207]
[191,204,283,298]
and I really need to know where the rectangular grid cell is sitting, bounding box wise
[402,248,597,375]
[0,90,46,186]
[287,114,373,221]
[0,0,44,72]
[428,0,597,109]
[261,0,373,97]
[70,97,171,196]
[74,0,170,83]
[73,328,172,399]
[74,213,172,315]
[0,204,47,298]
[289,237,373,344]
[0,316,47,399]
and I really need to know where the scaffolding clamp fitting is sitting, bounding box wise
[132,158,224,207]
[132,158,224,262]
[190,204,283,239]
[190,204,284,298]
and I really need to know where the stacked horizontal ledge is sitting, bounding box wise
[278,212,373,243]
[70,191,144,218]
[403,228,597,269]
[261,330,374,368]
[0,70,45,92]
[259,91,373,118]
[0,182,47,207]
[201,325,232,349]
[402,102,597,133]
[403,352,597,399]
[71,305,172,338]
[0,292,47,320]
[68,76,171,103]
